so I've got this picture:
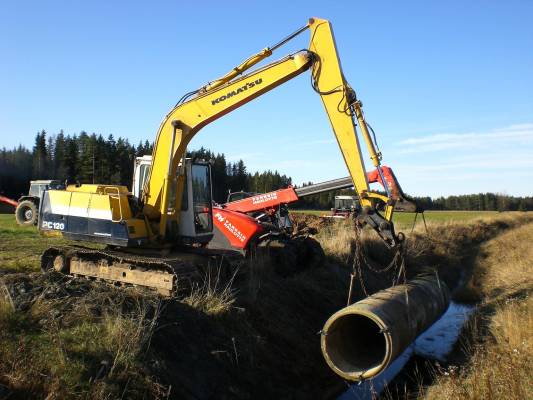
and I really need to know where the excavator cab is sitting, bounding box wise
[132,156,214,244]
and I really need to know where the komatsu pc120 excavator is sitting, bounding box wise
[39,17,408,295]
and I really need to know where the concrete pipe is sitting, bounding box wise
[321,275,450,381]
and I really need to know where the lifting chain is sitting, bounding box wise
[346,220,407,305]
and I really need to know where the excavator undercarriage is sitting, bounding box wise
[40,238,322,296]
[41,245,245,296]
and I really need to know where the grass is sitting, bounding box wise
[472,222,533,297]
[0,214,102,273]
[314,212,533,296]
[0,274,163,399]
[1,211,532,399]
[422,221,533,400]
[292,209,505,230]
[183,268,237,315]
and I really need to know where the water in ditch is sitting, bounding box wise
[338,301,475,400]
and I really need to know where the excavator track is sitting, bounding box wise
[40,240,318,297]
[41,246,210,296]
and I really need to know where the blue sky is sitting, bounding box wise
[1,1,532,197]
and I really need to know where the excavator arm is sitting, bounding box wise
[142,51,313,236]
[308,19,398,245]
[143,17,401,247]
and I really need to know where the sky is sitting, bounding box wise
[1,0,532,197]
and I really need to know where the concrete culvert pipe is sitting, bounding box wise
[321,276,450,381]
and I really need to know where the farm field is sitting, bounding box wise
[292,209,505,229]
[0,214,101,273]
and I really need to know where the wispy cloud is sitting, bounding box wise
[397,154,533,173]
[388,122,533,196]
[398,123,533,153]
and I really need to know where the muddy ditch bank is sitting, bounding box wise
[1,214,531,399]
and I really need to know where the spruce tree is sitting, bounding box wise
[32,130,47,179]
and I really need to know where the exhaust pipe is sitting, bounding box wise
[320,276,450,381]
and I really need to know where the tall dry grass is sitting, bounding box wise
[183,267,236,316]
[473,222,533,297]
[423,221,533,400]
[424,295,532,400]
[315,213,532,298]
[316,219,355,261]
[315,213,533,399]
[0,279,163,399]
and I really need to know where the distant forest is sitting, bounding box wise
[0,130,291,204]
[1,130,532,211]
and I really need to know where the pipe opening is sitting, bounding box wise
[324,314,387,375]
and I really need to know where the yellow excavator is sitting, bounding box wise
[39,17,404,295]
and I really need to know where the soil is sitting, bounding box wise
[291,213,337,232]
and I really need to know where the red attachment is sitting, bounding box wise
[212,207,264,249]
[367,165,402,199]
[0,195,18,208]
[224,187,299,214]
[367,165,419,212]
[222,166,406,214]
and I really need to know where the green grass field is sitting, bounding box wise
[0,214,54,272]
[0,214,101,273]
[393,210,502,230]
[291,209,505,229]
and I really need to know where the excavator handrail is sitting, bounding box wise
[104,186,124,223]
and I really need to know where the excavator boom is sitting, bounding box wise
[143,17,400,246]
[143,51,313,230]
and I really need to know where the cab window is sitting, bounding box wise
[191,164,212,234]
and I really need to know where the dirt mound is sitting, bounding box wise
[291,212,337,232]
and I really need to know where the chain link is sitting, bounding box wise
[349,220,407,301]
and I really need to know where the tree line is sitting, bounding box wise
[294,186,533,211]
[409,193,533,212]
[1,130,532,211]
[0,130,291,204]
